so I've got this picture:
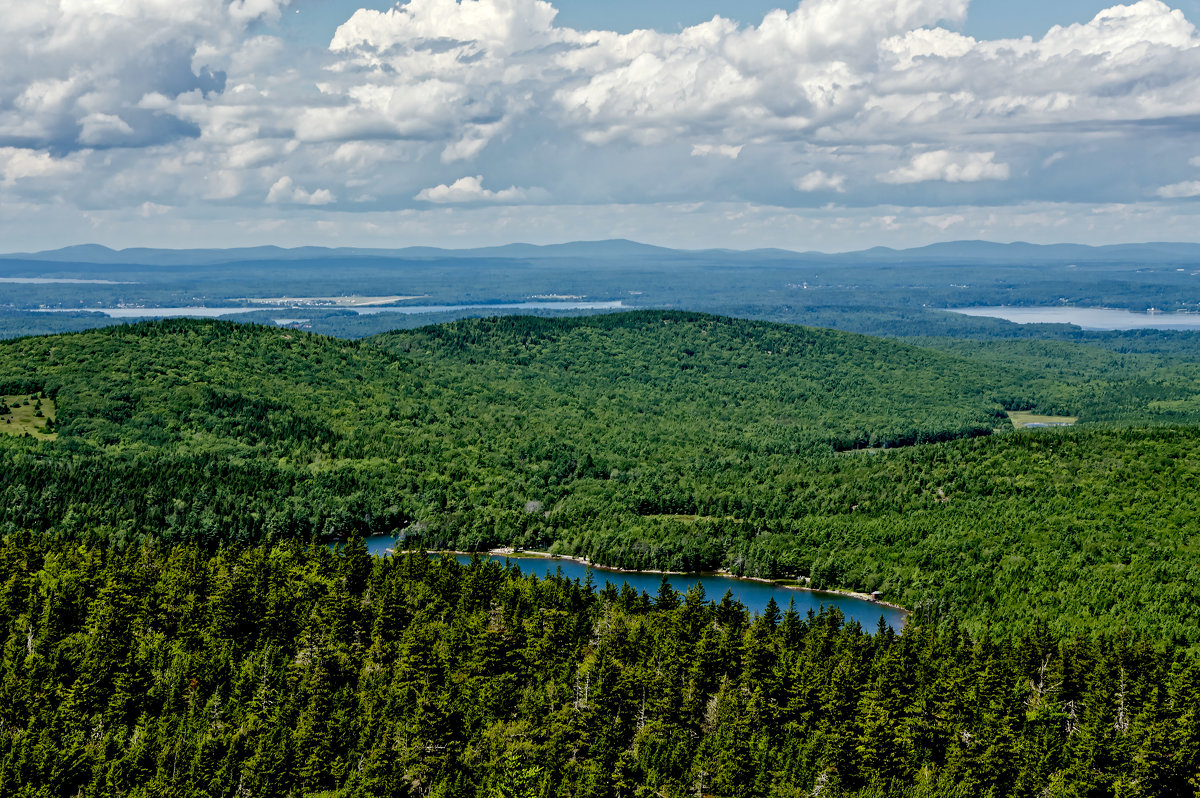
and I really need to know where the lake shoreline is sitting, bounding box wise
[29,299,627,319]
[420,546,909,616]
[946,304,1200,331]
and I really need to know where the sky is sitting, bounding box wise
[3,0,1200,252]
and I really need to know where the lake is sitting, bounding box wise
[0,277,137,284]
[354,300,625,315]
[948,305,1200,330]
[31,300,625,318]
[361,536,906,632]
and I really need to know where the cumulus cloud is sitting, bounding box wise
[795,170,846,192]
[0,147,83,184]
[262,0,1200,214]
[880,151,1010,184]
[415,175,533,203]
[692,144,743,159]
[922,213,966,230]
[1156,181,1200,199]
[331,0,560,53]
[3,0,1200,246]
[266,176,335,205]
[137,201,172,218]
[0,1,289,154]
[78,114,136,147]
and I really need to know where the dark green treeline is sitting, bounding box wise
[6,423,1200,641]
[1,536,1197,798]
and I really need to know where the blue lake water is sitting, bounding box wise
[948,305,1200,330]
[31,300,625,318]
[0,277,137,284]
[354,301,625,315]
[362,536,906,632]
[32,307,287,317]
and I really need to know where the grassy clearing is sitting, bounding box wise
[1007,410,1078,429]
[0,393,56,439]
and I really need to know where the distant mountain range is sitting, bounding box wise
[841,240,1200,264]
[0,240,682,266]
[7,239,1200,267]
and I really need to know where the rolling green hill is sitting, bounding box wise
[7,311,1200,796]
[370,312,1015,456]
[0,311,1012,551]
[0,311,1012,457]
[2,312,1200,638]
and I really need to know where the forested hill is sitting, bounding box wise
[8,313,1200,638]
[0,311,1012,457]
[0,312,1015,554]
[369,311,1014,454]
[10,313,1200,796]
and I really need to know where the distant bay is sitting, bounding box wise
[947,305,1200,330]
[0,277,136,284]
[30,300,626,318]
[352,300,625,315]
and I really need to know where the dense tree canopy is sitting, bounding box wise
[2,314,1200,639]
[4,311,1200,795]
[1,537,1197,798]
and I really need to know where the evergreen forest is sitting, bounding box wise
[3,311,1200,795]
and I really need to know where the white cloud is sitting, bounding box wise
[3,0,1200,245]
[795,170,846,192]
[0,147,83,184]
[228,0,290,24]
[880,27,976,68]
[0,0,291,154]
[880,151,1010,184]
[330,0,560,54]
[692,144,743,159]
[225,141,278,169]
[415,175,531,204]
[921,213,966,230]
[304,0,1200,207]
[266,176,335,205]
[1036,1,1194,58]
[442,135,493,163]
[1156,181,1200,199]
[554,0,970,145]
[137,201,172,217]
[78,113,136,146]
